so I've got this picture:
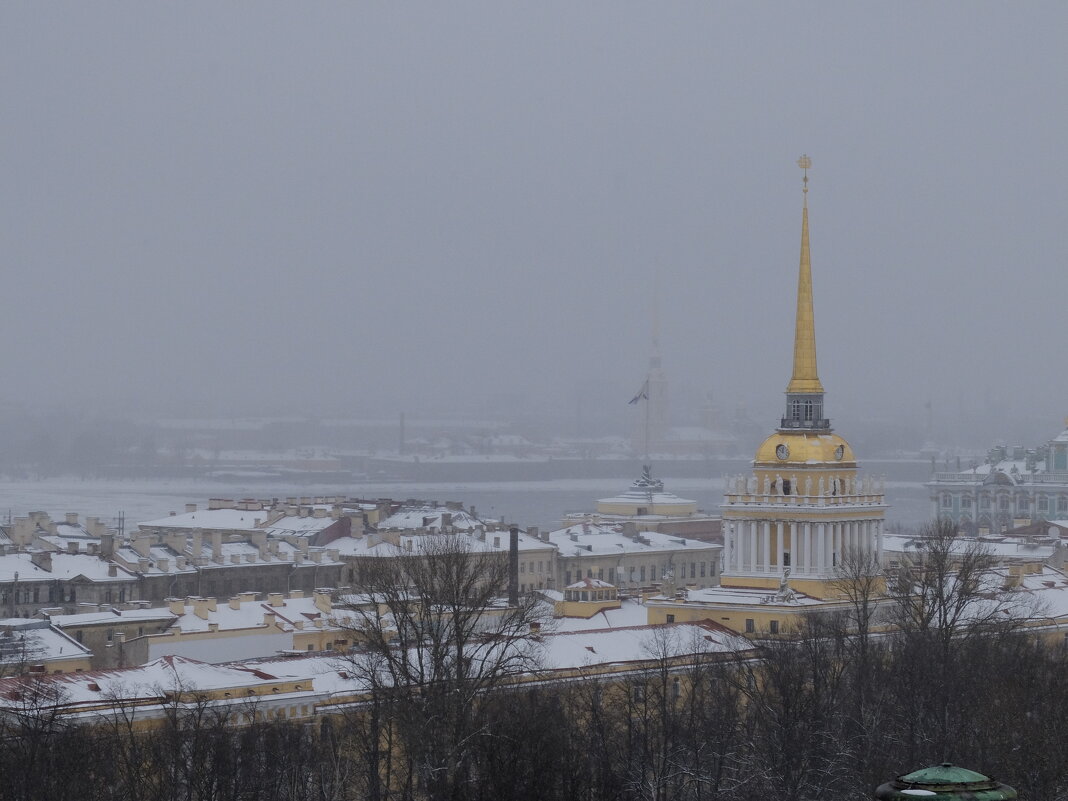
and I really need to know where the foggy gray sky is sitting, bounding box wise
[2,3,1066,443]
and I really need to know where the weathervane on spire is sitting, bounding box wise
[797,154,811,199]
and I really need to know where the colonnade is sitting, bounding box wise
[723,518,882,576]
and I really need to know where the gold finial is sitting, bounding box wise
[786,156,824,395]
[797,154,811,204]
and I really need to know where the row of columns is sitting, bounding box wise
[724,518,883,576]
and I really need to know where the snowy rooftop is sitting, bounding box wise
[377,507,483,531]
[597,468,696,507]
[538,622,748,673]
[549,598,651,632]
[263,515,337,537]
[0,619,91,666]
[882,534,1055,562]
[547,522,717,558]
[0,621,754,719]
[48,607,178,628]
[0,552,136,583]
[139,509,268,531]
[657,584,826,608]
[331,531,553,559]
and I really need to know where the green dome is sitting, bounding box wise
[900,764,993,785]
[874,763,1017,800]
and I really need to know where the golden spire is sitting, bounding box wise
[786,155,824,394]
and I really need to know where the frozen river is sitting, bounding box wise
[0,475,933,533]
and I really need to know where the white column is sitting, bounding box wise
[776,522,784,574]
[817,522,826,574]
[750,521,758,572]
[762,522,771,572]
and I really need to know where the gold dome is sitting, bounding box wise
[754,431,855,466]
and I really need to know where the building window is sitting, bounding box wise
[961,495,972,509]
[106,628,114,642]
[745,618,755,633]
[597,568,604,580]
[666,614,675,623]
[520,562,525,574]
[565,571,571,585]
[999,496,1009,511]
[700,562,706,577]
[633,684,645,702]
[942,494,952,508]
[640,566,646,582]
[672,677,681,699]
[769,620,780,634]
[1059,497,1068,514]
[690,563,696,578]
[608,568,615,583]
[1039,496,1050,513]
[980,495,991,510]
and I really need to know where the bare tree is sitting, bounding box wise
[339,534,549,801]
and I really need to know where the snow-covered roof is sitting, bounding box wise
[0,552,136,582]
[550,598,650,632]
[662,584,826,608]
[547,523,717,558]
[332,531,553,559]
[377,507,483,531]
[162,596,352,635]
[48,608,178,627]
[538,622,748,672]
[565,577,615,590]
[139,509,267,531]
[882,534,1055,562]
[0,619,91,666]
[262,515,337,537]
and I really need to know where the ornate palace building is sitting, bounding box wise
[926,428,1068,535]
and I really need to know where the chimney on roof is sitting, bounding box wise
[267,593,285,607]
[441,512,453,529]
[31,551,53,572]
[508,526,520,607]
[192,597,213,619]
[186,504,197,514]
[167,598,185,615]
[100,533,115,559]
[211,531,223,562]
[67,541,79,555]
[313,589,332,613]
[65,512,78,526]
[132,533,152,559]
[289,589,304,599]
[108,564,118,578]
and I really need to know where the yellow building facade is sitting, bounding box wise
[719,157,887,603]
[652,159,888,635]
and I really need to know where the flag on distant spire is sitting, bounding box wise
[629,380,650,405]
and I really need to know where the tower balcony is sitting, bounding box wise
[779,417,831,430]
[722,491,887,509]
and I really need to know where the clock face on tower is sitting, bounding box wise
[835,445,844,461]
[776,444,790,460]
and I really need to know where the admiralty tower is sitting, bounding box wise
[720,157,887,600]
